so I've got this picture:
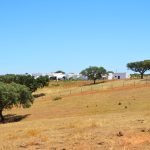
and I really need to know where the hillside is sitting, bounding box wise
[0,79,150,150]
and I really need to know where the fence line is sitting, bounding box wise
[50,79,150,97]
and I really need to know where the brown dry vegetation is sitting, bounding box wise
[0,79,150,150]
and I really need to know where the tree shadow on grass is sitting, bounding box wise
[1,114,31,124]
[33,93,46,98]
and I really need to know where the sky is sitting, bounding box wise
[0,0,150,74]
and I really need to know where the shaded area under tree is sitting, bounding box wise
[0,114,31,124]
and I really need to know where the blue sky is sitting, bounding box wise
[0,0,150,74]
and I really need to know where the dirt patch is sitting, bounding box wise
[120,133,150,147]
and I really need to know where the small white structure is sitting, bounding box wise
[108,73,114,80]
[108,73,130,80]
[49,72,66,80]
[113,73,130,79]
[66,73,78,80]
[66,73,84,80]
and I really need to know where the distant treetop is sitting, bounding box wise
[55,70,65,74]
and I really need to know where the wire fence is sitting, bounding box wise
[48,79,150,98]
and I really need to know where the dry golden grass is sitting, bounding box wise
[0,79,150,150]
[38,79,150,98]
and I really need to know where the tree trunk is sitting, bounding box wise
[94,79,96,84]
[141,73,144,79]
[0,110,4,122]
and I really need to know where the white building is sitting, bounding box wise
[49,72,66,80]
[66,73,86,80]
[108,73,130,80]
[108,73,114,80]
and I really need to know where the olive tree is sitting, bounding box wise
[80,66,107,84]
[0,82,33,122]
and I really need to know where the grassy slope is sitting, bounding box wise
[0,80,150,150]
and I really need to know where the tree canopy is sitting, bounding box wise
[0,82,33,122]
[80,66,107,84]
[0,74,49,92]
[36,75,49,88]
[127,60,150,79]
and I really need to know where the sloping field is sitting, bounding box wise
[0,80,150,150]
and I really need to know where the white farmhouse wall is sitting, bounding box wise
[108,73,113,80]
[113,73,130,79]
